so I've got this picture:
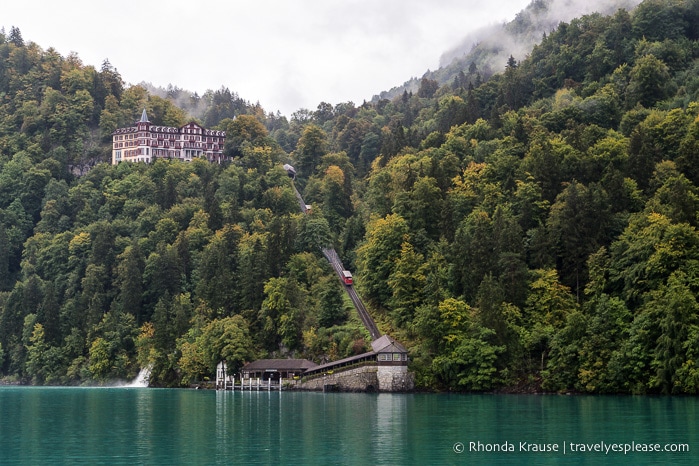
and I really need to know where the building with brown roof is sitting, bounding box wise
[241,359,318,381]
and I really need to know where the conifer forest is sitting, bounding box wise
[2,0,699,394]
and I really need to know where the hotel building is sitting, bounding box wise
[112,109,226,164]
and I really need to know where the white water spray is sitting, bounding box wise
[123,366,151,387]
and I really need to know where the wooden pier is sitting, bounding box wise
[216,360,315,391]
[216,376,286,391]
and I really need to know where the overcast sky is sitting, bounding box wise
[4,0,532,116]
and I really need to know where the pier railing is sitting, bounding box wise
[216,376,286,391]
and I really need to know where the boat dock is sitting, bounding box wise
[216,376,285,391]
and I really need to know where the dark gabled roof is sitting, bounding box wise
[371,335,407,353]
[180,121,204,130]
[241,359,318,372]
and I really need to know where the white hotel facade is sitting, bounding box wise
[112,109,226,165]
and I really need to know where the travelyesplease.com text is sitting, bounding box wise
[453,440,690,455]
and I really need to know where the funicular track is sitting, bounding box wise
[292,181,381,340]
[321,247,381,340]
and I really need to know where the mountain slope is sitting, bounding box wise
[375,0,643,101]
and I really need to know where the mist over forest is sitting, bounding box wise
[442,0,642,66]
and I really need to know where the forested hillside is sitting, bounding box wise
[2,0,699,394]
[378,0,643,101]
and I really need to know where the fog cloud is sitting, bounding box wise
[3,0,639,116]
[440,0,643,71]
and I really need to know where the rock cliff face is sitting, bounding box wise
[294,365,414,392]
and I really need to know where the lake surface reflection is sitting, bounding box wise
[0,387,696,464]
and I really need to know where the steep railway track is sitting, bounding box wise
[322,248,381,340]
[291,179,381,340]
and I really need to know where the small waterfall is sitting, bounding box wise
[124,366,151,387]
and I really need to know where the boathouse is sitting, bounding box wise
[216,359,318,390]
[241,359,318,381]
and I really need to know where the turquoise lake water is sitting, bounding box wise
[0,387,696,465]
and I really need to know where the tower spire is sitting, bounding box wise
[139,108,149,123]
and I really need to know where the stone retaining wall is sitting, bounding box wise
[295,366,379,392]
[377,365,414,392]
[293,365,414,392]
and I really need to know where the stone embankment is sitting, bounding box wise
[293,365,414,393]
